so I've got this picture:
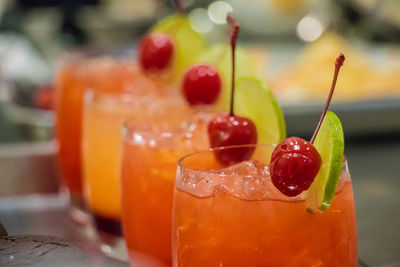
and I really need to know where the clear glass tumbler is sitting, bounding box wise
[120,103,212,266]
[55,51,114,223]
[173,144,358,267]
[81,62,161,260]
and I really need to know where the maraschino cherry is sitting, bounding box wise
[270,53,346,197]
[182,64,222,105]
[138,33,174,74]
[208,13,258,165]
[138,0,184,74]
[181,0,221,105]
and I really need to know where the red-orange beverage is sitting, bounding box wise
[173,145,358,267]
[55,55,146,203]
[121,105,211,266]
[55,56,110,202]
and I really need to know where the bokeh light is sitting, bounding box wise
[189,8,214,33]
[208,1,233,25]
[296,16,324,42]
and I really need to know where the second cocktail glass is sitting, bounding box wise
[120,104,212,266]
[55,53,114,220]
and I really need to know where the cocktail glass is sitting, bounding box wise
[120,103,211,266]
[55,52,114,223]
[173,144,358,266]
[82,63,161,260]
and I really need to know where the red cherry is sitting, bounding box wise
[208,113,258,165]
[270,53,345,197]
[182,64,221,105]
[206,13,258,165]
[139,33,174,74]
[270,137,322,197]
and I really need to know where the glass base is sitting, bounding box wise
[59,186,91,226]
[93,214,123,236]
[69,204,91,226]
[93,214,127,262]
[99,234,128,262]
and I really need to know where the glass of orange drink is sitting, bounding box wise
[173,144,358,267]
[55,52,114,221]
[120,103,212,266]
[81,61,161,259]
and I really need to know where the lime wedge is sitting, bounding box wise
[196,44,255,111]
[234,76,286,145]
[306,111,344,211]
[151,14,206,81]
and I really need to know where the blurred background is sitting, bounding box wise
[0,0,399,141]
[0,0,399,266]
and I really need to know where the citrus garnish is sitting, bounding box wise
[235,76,286,145]
[306,111,344,211]
[269,53,345,199]
[151,14,206,81]
[196,44,254,110]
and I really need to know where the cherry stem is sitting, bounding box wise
[172,0,184,13]
[227,12,239,117]
[310,53,345,144]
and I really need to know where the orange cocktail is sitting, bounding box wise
[173,145,358,267]
[121,105,210,266]
[55,55,113,203]
[82,62,160,236]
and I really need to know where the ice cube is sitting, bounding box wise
[212,160,269,177]
[177,160,274,200]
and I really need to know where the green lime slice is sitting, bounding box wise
[306,111,344,211]
[151,14,206,81]
[196,44,255,111]
[234,76,286,145]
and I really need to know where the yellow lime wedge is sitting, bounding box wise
[151,14,206,81]
[306,111,344,211]
[234,76,286,145]
[196,44,255,111]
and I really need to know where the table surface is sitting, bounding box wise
[0,138,399,267]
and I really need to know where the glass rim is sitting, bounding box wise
[177,143,348,178]
[83,87,152,106]
[84,87,138,98]
[59,46,133,61]
[177,144,276,178]
[175,144,350,202]
[57,51,116,71]
[121,100,207,141]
